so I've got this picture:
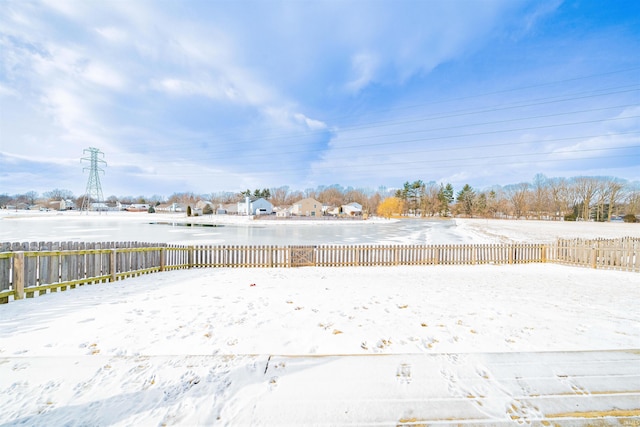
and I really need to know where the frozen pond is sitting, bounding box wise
[0,214,476,246]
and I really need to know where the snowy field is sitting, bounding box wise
[0,215,639,425]
[456,218,639,243]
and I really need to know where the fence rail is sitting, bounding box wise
[0,238,637,304]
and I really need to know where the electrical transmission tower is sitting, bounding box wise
[80,147,107,213]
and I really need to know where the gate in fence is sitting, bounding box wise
[290,246,316,267]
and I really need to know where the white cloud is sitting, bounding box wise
[0,83,19,98]
[95,26,128,43]
[345,52,380,93]
[83,61,126,90]
[262,107,327,133]
[293,113,327,131]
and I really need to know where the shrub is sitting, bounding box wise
[623,214,638,223]
[148,206,155,213]
[564,213,577,221]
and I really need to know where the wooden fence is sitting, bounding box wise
[551,237,640,271]
[0,239,637,304]
[0,241,165,304]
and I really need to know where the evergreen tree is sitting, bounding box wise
[437,183,454,217]
[456,184,476,217]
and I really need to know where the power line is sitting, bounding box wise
[177,67,640,143]
[143,146,640,178]
[125,85,640,153]
[141,115,640,164]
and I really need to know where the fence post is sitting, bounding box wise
[541,244,547,263]
[13,252,25,300]
[110,249,117,282]
[160,247,166,272]
[591,244,598,269]
[188,246,194,268]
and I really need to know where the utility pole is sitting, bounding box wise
[80,147,107,213]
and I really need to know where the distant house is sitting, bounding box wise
[275,206,292,217]
[326,202,363,217]
[91,202,109,211]
[237,197,274,216]
[342,202,363,216]
[326,206,340,216]
[126,204,149,212]
[156,203,186,212]
[292,198,322,217]
[221,203,238,215]
[195,200,214,214]
[51,199,76,211]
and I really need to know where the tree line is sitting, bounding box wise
[381,174,639,222]
[2,174,639,222]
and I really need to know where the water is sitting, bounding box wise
[0,215,471,245]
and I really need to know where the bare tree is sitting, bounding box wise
[531,173,551,219]
[304,188,317,200]
[285,190,304,205]
[624,182,640,216]
[604,178,625,221]
[572,177,600,221]
[168,192,197,205]
[344,188,368,206]
[23,191,39,205]
[210,191,237,205]
[505,183,529,219]
[0,194,11,208]
[594,179,607,222]
[419,181,439,217]
[43,188,75,201]
[366,192,383,216]
[269,186,290,206]
[548,177,570,220]
[317,186,344,207]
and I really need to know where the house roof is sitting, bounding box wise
[294,197,321,204]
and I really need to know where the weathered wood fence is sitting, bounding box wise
[0,238,637,304]
[552,237,640,271]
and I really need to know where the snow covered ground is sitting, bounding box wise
[0,216,639,425]
[456,218,639,243]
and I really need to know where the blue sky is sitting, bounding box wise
[1,0,639,198]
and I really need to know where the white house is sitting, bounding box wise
[155,202,185,212]
[237,197,274,215]
[342,202,363,216]
[327,202,363,217]
[58,199,75,210]
[275,206,292,217]
[91,202,110,211]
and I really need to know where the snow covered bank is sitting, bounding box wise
[455,218,639,243]
[1,264,638,425]
[0,210,392,226]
